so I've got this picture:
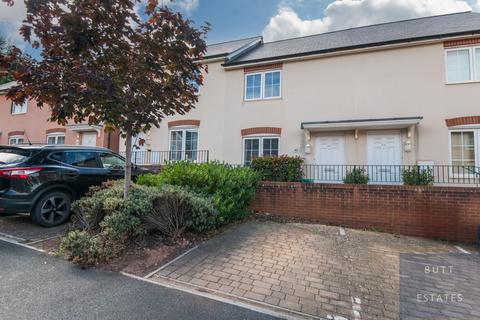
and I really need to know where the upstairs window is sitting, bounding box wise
[11,101,28,115]
[445,47,480,83]
[245,70,281,101]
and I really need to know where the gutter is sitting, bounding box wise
[223,31,480,69]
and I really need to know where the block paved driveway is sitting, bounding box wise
[151,221,480,320]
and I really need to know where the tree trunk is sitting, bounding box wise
[124,129,133,198]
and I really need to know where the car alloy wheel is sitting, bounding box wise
[40,196,69,225]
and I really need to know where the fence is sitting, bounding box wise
[119,150,209,165]
[302,164,480,186]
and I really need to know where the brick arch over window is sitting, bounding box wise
[445,116,480,127]
[8,130,25,137]
[241,127,282,136]
[46,128,66,134]
[168,120,200,128]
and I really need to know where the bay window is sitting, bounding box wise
[245,70,281,101]
[169,128,198,161]
[445,46,480,83]
[243,137,279,165]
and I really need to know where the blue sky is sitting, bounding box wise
[1,0,480,52]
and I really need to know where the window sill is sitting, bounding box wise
[445,80,480,85]
[11,112,27,115]
[244,97,282,103]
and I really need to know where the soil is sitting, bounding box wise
[100,233,200,277]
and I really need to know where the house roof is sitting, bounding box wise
[205,36,262,59]
[225,11,480,66]
[0,81,16,94]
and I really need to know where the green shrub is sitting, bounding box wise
[251,155,304,182]
[137,161,259,226]
[142,185,218,238]
[63,179,220,266]
[70,181,124,232]
[59,230,109,267]
[402,166,434,186]
[343,167,369,184]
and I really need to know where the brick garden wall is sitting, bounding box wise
[250,182,480,243]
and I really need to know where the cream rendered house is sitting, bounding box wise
[122,12,480,182]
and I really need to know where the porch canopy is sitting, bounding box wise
[301,116,423,132]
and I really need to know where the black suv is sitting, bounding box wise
[0,145,146,227]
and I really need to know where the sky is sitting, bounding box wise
[1,0,480,54]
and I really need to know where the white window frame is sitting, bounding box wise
[47,132,66,145]
[445,46,480,84]
[448,128,480,177]
[244,70,282,101]
[9,135,24,145]
[242,135,280,165]
[11,100,28,115]
[168,127,199,161]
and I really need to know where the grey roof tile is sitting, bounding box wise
[205,36,262,58]
[226,12,480,65]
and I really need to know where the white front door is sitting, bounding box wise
[367,131,402,182]
[81,132,97,147]
[314,136,345,182]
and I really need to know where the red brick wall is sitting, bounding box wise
[250,182,480,243]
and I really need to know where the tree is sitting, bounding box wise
[0,35,15,84]
[0,0,209,197]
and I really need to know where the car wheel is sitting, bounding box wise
[31,191,72,227]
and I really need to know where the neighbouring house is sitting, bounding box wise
[0,81,120,151]
[120,12,480,183]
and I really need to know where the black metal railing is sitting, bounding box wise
[119,150,209,165]
[302,164,480,186]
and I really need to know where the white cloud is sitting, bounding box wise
[0,1,27,47]
[263,0,473,42]
[475,0,480,10]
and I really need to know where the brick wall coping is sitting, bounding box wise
[257,181,480,193]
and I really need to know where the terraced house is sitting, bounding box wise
[0,82,120,152]
[124,12,480,183]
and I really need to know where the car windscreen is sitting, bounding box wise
[0,147,32,165]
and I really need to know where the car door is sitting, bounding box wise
[98,152,125,181]
[62,151,108,195]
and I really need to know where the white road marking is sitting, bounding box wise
[0,231,26,242]
[26,235,62,245]
[122,272,317,320]
[144,245,199,279]
[455,245,471,255]
[351,296,362,319]
[0,235,45,253]
[339,228,346,236]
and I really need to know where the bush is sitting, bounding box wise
[59,230,109,267]
[343,167,369,184]
[62,179,219,266]
[402,166,434,186]
[141,185,218,238]
[251,155,303,182]
[137,161,259,226]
